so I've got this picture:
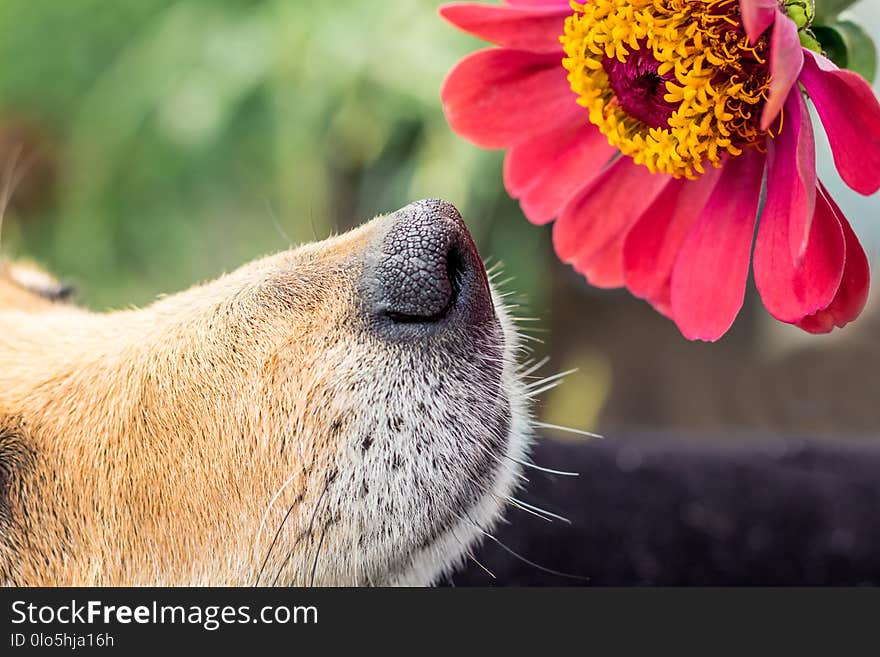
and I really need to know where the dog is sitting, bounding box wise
[0,199,532,586]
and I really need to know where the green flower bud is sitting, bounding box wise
[799,30,823,54]
[784,0,815,30]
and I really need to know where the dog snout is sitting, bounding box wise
[363,199,494,335]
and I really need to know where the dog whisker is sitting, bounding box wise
[506,456,580,477]
[309,524,329,587]
[507,496,571,524]
[518,355,551,378]
[533,421,604,440]
[252,467,304,559]
[0,145,30,252]
[484,259,504,277]
[464,519,591,583]
[353,494,363,587]
[526,369,577,389]
[479,527,591,582]
[254,487,304,587]
[289,477,332,586]
[517,326,549,334]
[263,197,293,248]
[504,497,553,523]
[466,548,496,580]
[525,380,564,399]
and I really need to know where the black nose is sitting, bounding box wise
[362,199,493,335]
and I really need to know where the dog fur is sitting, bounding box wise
[0,207,531,586]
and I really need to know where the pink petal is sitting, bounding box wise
[441,48,581,149]
[648,296,674,320]
[439,3,569,54]
[623,167,723,307]
[753,180,844,324]
[760,12,803,131]
[765,91,817,264]
[552,157,672,273]
[504,119,617,225]
[739,0,778,43]
[799,50,880,195]
[565,230,626,288]
[797,185,871,333]
[503,0,570,6]
[670,150,766,341]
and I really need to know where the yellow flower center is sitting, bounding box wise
[561,0,775,179]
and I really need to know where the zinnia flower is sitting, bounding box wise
[440,0,880,340]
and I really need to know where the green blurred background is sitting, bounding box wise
[1,0,879,440]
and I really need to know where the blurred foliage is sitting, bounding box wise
[814,19,877,82]
[0,0,549,310]
[815,0,862,23]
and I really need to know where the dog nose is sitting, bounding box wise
[362,199,493,334]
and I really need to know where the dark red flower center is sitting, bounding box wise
[602,47,678,129]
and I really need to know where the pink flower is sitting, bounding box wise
[440,0,880,340]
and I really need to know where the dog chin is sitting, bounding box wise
[387,288,532,586]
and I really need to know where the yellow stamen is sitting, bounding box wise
[561,0,774,179]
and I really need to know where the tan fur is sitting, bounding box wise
[0,214,529,586]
